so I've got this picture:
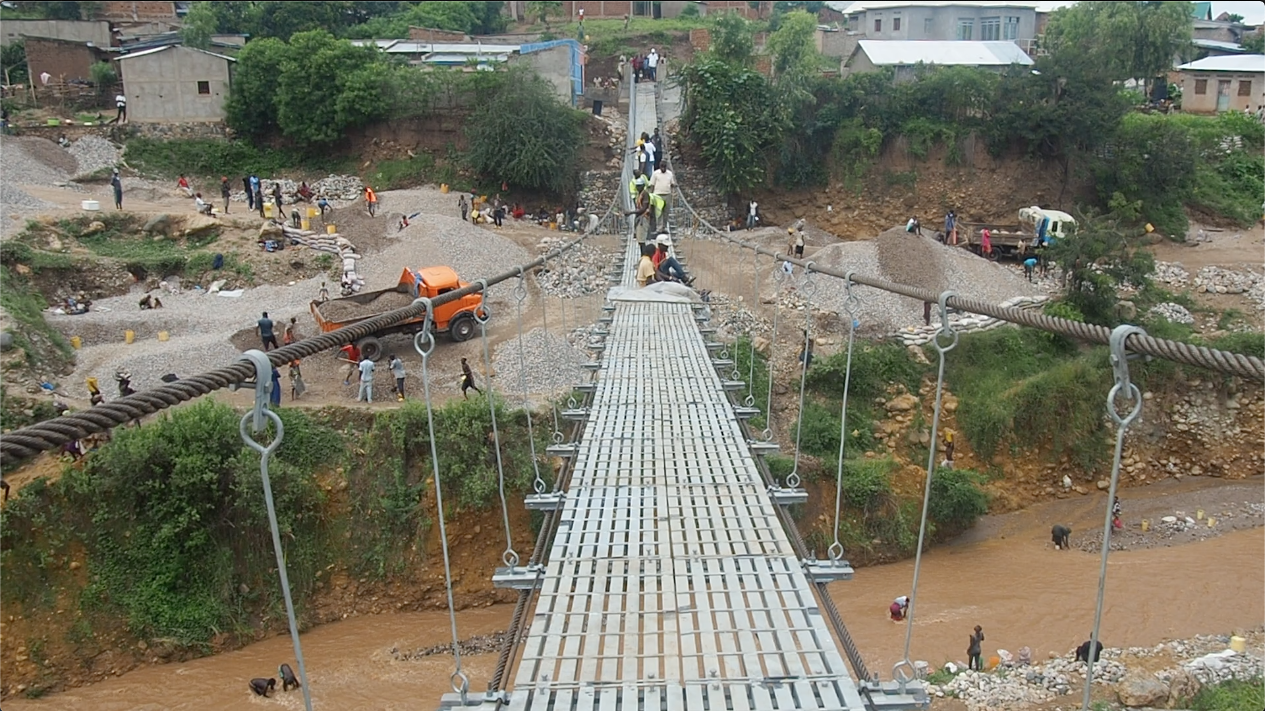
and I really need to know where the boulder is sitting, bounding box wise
[182,214,219,236]
[1116,673,1169,708]
[259,222,284,238]
[1166,667,1201,705]
[141,214,171,234]
[886,393,919,413]
[753,336,771,356]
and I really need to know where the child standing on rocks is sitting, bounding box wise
[968,625,985,671]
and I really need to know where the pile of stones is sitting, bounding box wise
[535,236,617,298]
[1148,302,1195,324]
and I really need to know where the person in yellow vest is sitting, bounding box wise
[629,170,647,201]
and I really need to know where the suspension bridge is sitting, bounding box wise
[2,73,1262,711]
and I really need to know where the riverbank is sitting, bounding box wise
[5,475,1261,709]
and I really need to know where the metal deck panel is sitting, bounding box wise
[506,296,866,710]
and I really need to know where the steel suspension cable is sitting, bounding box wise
[829,274,862,563]
[473,281,519,570]
[513,273,548,496]
[667,182,1263,383]
[539,254,563,444]
[762,265,784,441]
[787,265,818,489]
[1081,326,1146,711]
[412,303,469,702]
[901,292,959,668]
[0,235,601,467]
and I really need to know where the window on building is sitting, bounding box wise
[197,80,210,95]
[956,19,973,40]
[924,17,934,35]
[1003,16,1021,40]
[981,17,1000,41]
[875,18,882,33]
[1194,78,1207,95]
[893,16,901,31]
[1239,80,1253,96]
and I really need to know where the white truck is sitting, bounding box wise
[960,206,1077,260]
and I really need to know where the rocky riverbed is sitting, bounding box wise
[927,628,1264,710]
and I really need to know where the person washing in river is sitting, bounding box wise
[889,595,909,621]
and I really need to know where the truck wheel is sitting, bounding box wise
[449,314,477,342]
[357,336,383,361]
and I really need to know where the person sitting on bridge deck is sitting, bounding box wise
[652,235,692,285]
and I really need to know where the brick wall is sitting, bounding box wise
[689,28,711,52]
[407,26,470,42]
[96,1,176,20]
[25,38,100,84]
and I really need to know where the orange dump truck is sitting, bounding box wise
[310,266,485,360]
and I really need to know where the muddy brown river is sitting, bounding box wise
[8,482,1263,710]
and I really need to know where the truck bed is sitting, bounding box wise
[313,288,417,327]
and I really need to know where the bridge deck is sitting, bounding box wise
[505,291,867,711]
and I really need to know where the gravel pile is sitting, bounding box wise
[1076,500,1263,553]
[1,136,76,187]
[771,229,1041,335]
[1154,261,1190,287]
[1,182,54,211]
[363,214,531,308]
[318,290,414,321]
[68,135,120,177]
[492,327,588,403]
[926,630,1264,710]
[389,631,507,660]
[535,235,616,297]
[48,276,326,389]
[228,174,365,203]
[1148,301,1195,324]
[1193,265,1265,310]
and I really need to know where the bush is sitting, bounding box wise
[927,467,990,533]
[58,402,334,642]
[840,457,895,510]
[1188,677,1265,711]
[125,136,346,179]
[809,340,927,401]
[463,69,585,195]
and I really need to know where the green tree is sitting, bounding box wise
[774,1,826,13]
[89,60,116,92]
[275,31,390,146]
[246,1,360,41]
[1242,32,1265,53]
[0,40,28,87]
[224,37,288,139]
[678,56,785,195]
[1043,208,1155,325]
[463,69,584,194]
[180,1,217,49]
[526,0,562,27]
[1094,113,1197,236]
[1044,1,1193,92]
[709,12,755,66]
[766,9,819,78]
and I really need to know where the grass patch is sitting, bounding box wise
[945,327,1110,470]
[0,265,73,372]
[809,340,927,401]
[1188,677,1265,711]
[558,16,711,59]
[368,154,460,191]
[733,336,772,430]
[124,137,351,180]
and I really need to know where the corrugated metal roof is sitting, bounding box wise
[386,42,518,54]
[1191,38,1249,53]
[349,39,400,49]
[1177,55,1265,72]
[116,44,235,62]
[857,40,1033,66]
[423,54,509,64]
[843,1,1043,13]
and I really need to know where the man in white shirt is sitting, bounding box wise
[646,49,659,81]
[641,136,656,173]
[747,200,759,229]
[115,94,127,124]
[649,164,675,212]
[357,357,375,403]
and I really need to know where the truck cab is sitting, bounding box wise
[310,266,486,361]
